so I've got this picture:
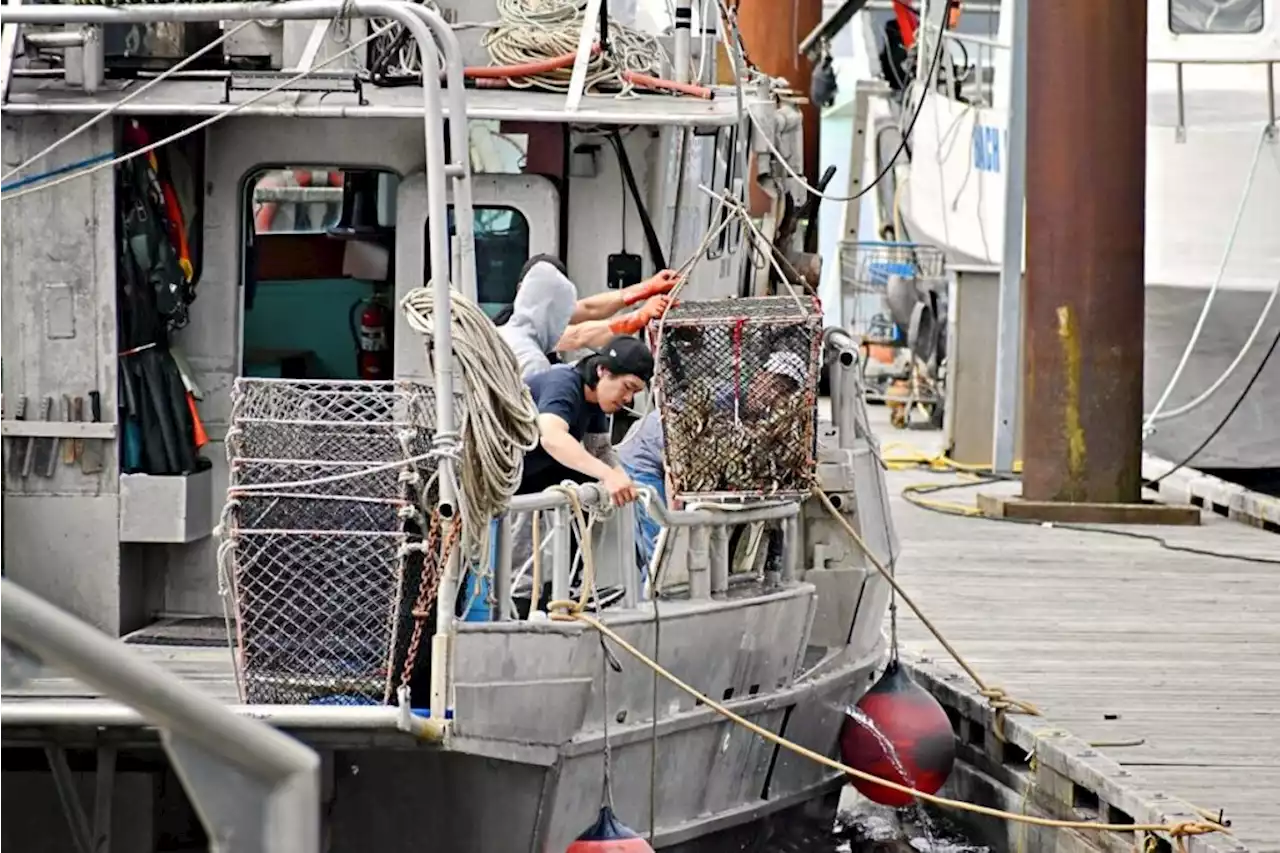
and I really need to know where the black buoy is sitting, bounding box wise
[565,805,655,852]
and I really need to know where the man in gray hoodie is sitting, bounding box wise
[496,257,580,380]
[496,255,676,380]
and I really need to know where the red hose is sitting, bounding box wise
[457,48,714,101]
[621,71,714,100]
[463,47,595,79]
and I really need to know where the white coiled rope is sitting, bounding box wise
[483,0,667,93]
[400,285,541,550]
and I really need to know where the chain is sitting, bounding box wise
[398,510,460,689]
[599,634,615,809]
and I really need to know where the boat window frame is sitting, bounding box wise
[424,204,533,312]
[706,124,745,260]
[1167,0,1265,35]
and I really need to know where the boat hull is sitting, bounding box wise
[887,93,1280,470]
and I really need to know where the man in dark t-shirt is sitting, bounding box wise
[518,335,654,506]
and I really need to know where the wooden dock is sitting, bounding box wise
[877,423,1280,853]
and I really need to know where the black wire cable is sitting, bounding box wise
[1146,319,1280,488]
[901,477,1280,566]
[838,0,954,204]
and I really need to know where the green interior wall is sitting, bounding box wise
[242,278,374,379]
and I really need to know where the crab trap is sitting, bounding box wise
[221,378,447,706]
[653,296,823,500]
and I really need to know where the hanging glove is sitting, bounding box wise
[621,270,681,306]
[610,294,672,335]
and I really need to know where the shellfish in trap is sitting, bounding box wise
[653,296,823,499]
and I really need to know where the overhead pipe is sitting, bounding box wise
[673,0,692,85]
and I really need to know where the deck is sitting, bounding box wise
[877,418,1280,853]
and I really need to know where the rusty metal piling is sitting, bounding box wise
[1022,0,1148,503]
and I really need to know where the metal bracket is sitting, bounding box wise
[0,0,22,104]
[164,731,283,853]
[1174,62,1187,144]
[1267,60,1277,141]
[223,70,366,105]
[43,744,116,853]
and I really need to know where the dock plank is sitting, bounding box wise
[881,429,1280,851]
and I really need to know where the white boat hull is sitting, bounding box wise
[895,88,1280,469]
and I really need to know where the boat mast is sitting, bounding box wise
[1022,0,1148,502]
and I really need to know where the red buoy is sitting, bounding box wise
[839,660,956,807]
[565,806,655,853]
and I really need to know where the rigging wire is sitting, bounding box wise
[1145,314,1280,491]
[0,22,397,203]
[1141,123,1271,434]
[741,0,954,204]
[0,20,256,185]
[1146,278,1279,426]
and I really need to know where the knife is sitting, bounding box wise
[61,395,76,465]
[6,396,27,479]
[80,391,104,475]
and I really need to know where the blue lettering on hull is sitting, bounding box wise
[973,124,1002,173]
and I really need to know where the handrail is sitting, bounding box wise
[0,579,321,852]
[506,483,802,527]
[940,27,1280,66]
[932,29,1276,136]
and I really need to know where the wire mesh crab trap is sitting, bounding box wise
[221,378,448,706]
[838,241,946,338]
[653,295,823,500]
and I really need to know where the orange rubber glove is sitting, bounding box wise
[609,294,672,335]
[621,270,681,306]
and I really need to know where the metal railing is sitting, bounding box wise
[1150,57,1278,141]
[480,484,805,621]
[1,579,321,853]
[937,28,1279,137]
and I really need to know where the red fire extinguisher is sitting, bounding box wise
[352,294,392,380]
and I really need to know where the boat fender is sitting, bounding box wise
[565,806,654,852]
[839,659,956,807]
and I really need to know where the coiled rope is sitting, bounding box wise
[400,284,540,550]
[482,0,666,93]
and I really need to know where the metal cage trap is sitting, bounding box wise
[221,378,446,706]
[652,295,823,500]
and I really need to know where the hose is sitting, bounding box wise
[481,0,667,94]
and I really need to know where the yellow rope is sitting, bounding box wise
[879,440,1023,475]
[529,510,543,615]
[535,479,1224,844]
[810,488,1040,738]
[546,606,1225,842]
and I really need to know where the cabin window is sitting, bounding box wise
[423,206,532,318]
[706,125,743,260]
[241,166,398,381]
[1169,0,1264,34]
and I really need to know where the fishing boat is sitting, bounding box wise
[831,0,1280,473]
[0,2,905,848]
